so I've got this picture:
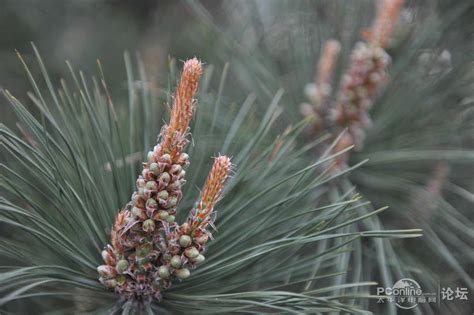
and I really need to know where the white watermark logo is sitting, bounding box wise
[376,278,469,310]
[377,278,428,309]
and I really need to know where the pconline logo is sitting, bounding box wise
[377,278,423,309]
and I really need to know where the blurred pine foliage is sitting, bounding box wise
[177,1,474,313]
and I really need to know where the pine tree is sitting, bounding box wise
[1,1,472,314]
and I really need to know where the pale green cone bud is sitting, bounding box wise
[166,215,175,223]
[167,181,181,192]
[154,210,168,221]
[116,259,129,273]
[166,196,178,208]
[116,275,126,285]
[159,172,171,184]
[146,198,158,209]
[158,266,170,279]
[176,268,190,279]
[179,235,192,247]
[160,153,171,164]
[157,190,169,200]
[147,151,155,162]
[143,219,155,232]
[132,206,144,218]
[170,164,182,174]
[136,246,150,258]
[184,247,199,259]
[170,255,182,268]
[146,181,158,191]
[194,254,205,264]
[149,162,161,175]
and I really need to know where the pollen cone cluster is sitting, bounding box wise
[330,0,403,165]
[301,0,404,169]
[330,41,390,148]
[97,58,232,302]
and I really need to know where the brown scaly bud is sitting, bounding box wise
[189,156,232,230]
[97,265,116,278]
[363,0,404,48]
[133,193,146,208]
[177,153,190,166]
[101,248,116,266]
[162,58,203,156]
[111,210,128,252]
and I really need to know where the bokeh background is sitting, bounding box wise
[1,0,472,124]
